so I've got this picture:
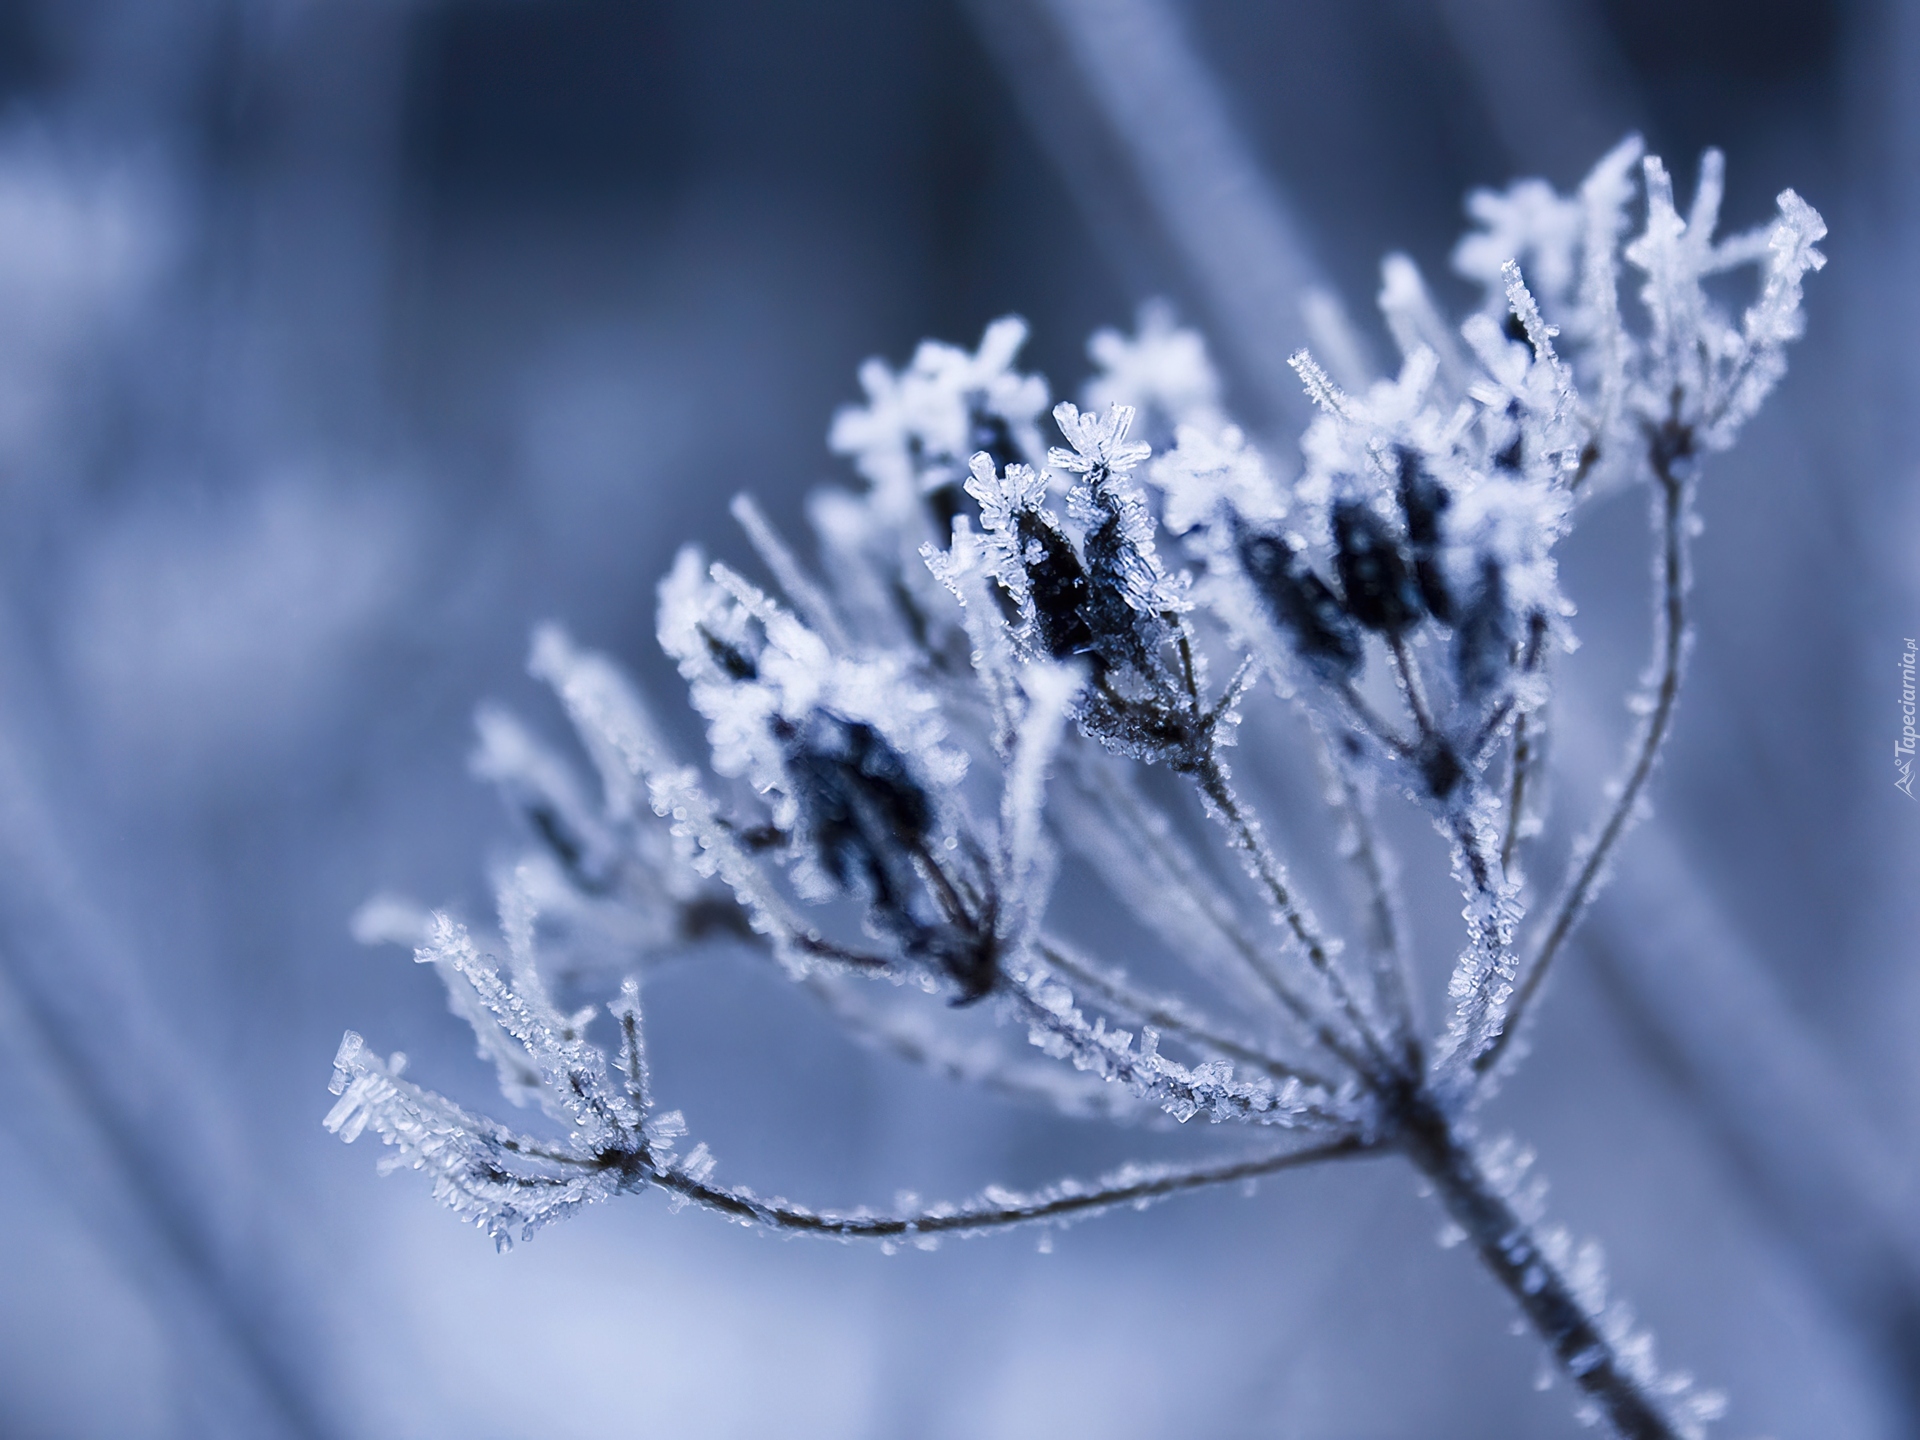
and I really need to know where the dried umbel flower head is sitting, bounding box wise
[331,140,1821,1440]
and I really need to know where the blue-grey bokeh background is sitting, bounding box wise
[0,2,1914,1436]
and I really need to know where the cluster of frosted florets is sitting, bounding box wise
[328,139,1821,1440]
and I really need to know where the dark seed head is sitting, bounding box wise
[1236,524,1363,681]
[929,926,999,1006]
[1395,450,1454,622]
[1016,512,1099,664]
[779,709,1000,1001]
[1395,449,1450,548]
[1332,499,1424,635]
[780,711,933,910]
[1078,508,1160,677]
[924,481,968,541]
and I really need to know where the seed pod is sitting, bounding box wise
[778,710,1001,1002]
[1395,449,1454,623]
[1016,512,1099,664]
[1236,522,1363,681]
[1452,556,1515,708]
[1332,499,1424,635]
[927,926,998,1006]
[1078,509,1160,677]
[777,711,933,915]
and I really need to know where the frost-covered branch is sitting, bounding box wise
[1478,431,1693,1079]
[647,1131,1372,1241]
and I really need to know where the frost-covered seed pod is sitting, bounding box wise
[1079,509,1159,676]
[1395,449,1454,623]
[1332,499,1425,636]
[1018,512,1100,665]
[775,710,933,916]
[924,923,999,1007]
[1235,522,1363,681]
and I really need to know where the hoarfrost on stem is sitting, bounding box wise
[331,140,1820,1440]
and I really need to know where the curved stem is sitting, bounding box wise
[644,1133,1373,1238]
[1476,448,1690,1079]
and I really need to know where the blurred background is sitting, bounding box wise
[0,0,1912,1436]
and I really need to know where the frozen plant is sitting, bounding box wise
[328,138,1823,1440]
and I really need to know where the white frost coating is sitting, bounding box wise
[1082,299,1226,436]
[996,661,1079,954]
[922,519,1025,750]
[349,893,432,949]
[1379,253,1472,393]
[1053,402,1192,626]
[1151,422,1286,534]
[964,453,1056,615]
[1048,399,1154,479]
[331,139,1826,1439]
[470,703,619,884]
[528,622,674,823]
[729,492,851,653]
[1454,176,1584,310]
[829,315,1049,514]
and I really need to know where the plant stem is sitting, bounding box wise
[1396,1092,1687,1440]
[1477,438,1691,1078]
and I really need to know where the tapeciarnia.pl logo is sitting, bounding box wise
[1899,638,1917,798]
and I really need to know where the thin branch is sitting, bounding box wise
[729,493,852,652]
[1399,1098,1710,1440]
[1500,709,1535,874]
[1386,634,1437,738]
[1318,742,1421,1070]
[1334,677,1418,757]
[645,1133,1374,1239]
[1060,754,1367,1072]
[1037,936,1340,1091]
[1476,441,1691,1078]
[1192,758,1399,1083]
[798,970,1153,1122]
[1002,977,1351,1128]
